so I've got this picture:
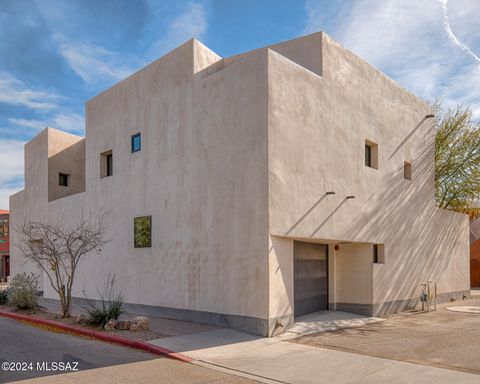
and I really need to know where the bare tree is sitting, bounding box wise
[17,217,105,317]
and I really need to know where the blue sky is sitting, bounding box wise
[0,0,479,209]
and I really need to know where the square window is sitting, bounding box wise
[59,173,69,186]
[373,244,385,264]
[131,133,141,153]
[404,161,412,180]
[134,216,151,248]
[365,140,378,169]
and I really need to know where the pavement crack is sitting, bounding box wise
[196,359,290,384]
[344,361,399,384]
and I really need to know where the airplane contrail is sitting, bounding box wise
[438,0,480,62]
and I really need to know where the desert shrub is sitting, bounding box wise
[7,273,39,309]
[0,289,8,305]
[83,274,123,326]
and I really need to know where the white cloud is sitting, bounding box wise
[58,42,134,84]
[0,187,21,211]
[149,2,208,57]
[0,139,25,210]
[9,112,84,133]
[438,0,480,62]
[0,71,61,110]
[51,2,208,85]
[304,0,480,116]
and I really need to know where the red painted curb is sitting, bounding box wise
[0,311,192,363]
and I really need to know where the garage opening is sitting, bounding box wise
[294,241,328,317]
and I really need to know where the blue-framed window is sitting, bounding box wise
[131,133,141,153]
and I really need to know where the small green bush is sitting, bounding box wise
[83,274,123,326]
[85,297,123,326]
[7,273,39,309]
[0,289,8,305]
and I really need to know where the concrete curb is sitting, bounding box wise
[0,311,192,363]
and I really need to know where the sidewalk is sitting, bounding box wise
[148,326,480,384]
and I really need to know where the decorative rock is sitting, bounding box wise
[76,314,89,324]
[104,319,118,331]
[114,319,130,330]
[130,316,149,331]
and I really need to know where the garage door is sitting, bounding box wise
[294,241,328,317]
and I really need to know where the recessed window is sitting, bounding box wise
[365,140,378,169]
[131,133,141,153]
[107,154,113,176]
[404,161,412,180]
[59,173,69,187]
[373,244,385,264]
[100,150,113,178]
[134,216,151,248]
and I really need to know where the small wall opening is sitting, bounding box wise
[365,140,378,169]
[59,173,69,187]
[373,244,385,264]
[404,161,412,180]
[100,150,113,178]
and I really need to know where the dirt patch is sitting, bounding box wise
[0,305,165,342]
[292,298,480,374]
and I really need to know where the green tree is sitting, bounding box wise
[435,104,480,217]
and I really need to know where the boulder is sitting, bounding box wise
[130,316,149,331]
[104,319,118,331]
[115,319,131,330]
[76,314,89,325]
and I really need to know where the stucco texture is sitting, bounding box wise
[267,33,469,325]
[10,32,469,336]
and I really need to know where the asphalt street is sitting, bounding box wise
[0,316,157,383]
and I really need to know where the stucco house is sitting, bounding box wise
[10,32,469,336]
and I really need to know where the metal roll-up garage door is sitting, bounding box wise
[294,241,328,317]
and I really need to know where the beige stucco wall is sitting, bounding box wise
[10,32,469,335]
[268,236,294,328]
[267,32,469,321]
[11,39,271,328]
[334,243,373,306]
[10,130,49,288]
[10,128,87,290]
[48,132,85,202]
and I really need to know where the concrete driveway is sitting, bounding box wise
[293,297,480,374]
[147,303,480,384]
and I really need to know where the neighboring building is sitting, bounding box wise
[0,210,10,282]
[470,218,480,287]
[10,32,469,336]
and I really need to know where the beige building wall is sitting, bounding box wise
[334,243,373,311]
[267,33,469,328]
[48,132,85,202]
[10,32,469,336]
[11,39,272,334]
